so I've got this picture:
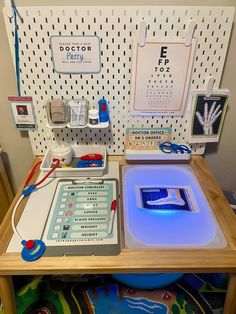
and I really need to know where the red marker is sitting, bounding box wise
[108,200,117,234]
[80,154,103,160]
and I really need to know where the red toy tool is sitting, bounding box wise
[80,154,103,160]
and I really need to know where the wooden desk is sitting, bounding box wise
[0,156,236,313]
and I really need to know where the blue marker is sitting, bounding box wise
[77,160,103,168]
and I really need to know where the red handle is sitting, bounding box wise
[111,200,117,212]
[80,154,103,160]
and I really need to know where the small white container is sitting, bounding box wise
[88,109,99,125]
[41,145,107,177]
[50,143,73,165]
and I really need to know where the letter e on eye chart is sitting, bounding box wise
[189,90,230,143]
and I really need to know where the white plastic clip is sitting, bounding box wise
[138,20,147,47]
[185,20,196,47]
[4,0,13,19]
[206,76,215,97]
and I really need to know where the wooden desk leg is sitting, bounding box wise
[0,276,16,314]
[224,273,236,314]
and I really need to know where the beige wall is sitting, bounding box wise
[0,0,235,193]
[0,3,34,194]
[204,11,236,192]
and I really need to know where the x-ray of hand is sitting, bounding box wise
[195,101,222,135]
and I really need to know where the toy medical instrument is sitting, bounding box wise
[159,142,192,154]
[108,200,117,234]
[77,160,103,168]
[98,99,109,123]
[80,154,103,160]
[11,158,60,261]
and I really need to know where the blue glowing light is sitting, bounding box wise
[122,164,225,248]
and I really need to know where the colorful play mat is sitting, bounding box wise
[9,273,228,314]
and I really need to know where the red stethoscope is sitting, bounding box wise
[12,158,60,262]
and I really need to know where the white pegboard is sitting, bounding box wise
[3,6,235,155]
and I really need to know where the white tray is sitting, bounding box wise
[125,144,192,161]
[40,145,106,177]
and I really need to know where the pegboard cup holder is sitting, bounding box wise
[205,76,215,97]
[185,19,197,47]
[45,100,68,128]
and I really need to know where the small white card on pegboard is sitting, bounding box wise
[8,96,37,131]
[130,39,196,116]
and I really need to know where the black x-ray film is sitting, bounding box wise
[189,91,230,143]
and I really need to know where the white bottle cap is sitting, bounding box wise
[89,109,99,118]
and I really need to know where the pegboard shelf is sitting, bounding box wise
[3,5,234,156]
[88,121,109,129]
[46,121,109,129]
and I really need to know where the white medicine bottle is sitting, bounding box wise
[88,108,99,125]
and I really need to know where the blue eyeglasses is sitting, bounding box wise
[159,142,192,154]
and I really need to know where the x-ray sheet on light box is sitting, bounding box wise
[135,185,199,212]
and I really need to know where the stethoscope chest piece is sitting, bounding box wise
[21,239,46,262]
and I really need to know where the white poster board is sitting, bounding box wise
[130,39,196,116]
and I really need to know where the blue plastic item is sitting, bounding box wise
[77,159,103,168]
[21,239,46,262]
[98,99,109,122]
[111,273,183,289]
[22,184,36,197]
[159,142,191,154]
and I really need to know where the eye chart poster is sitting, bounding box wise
[130,39,196,116]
